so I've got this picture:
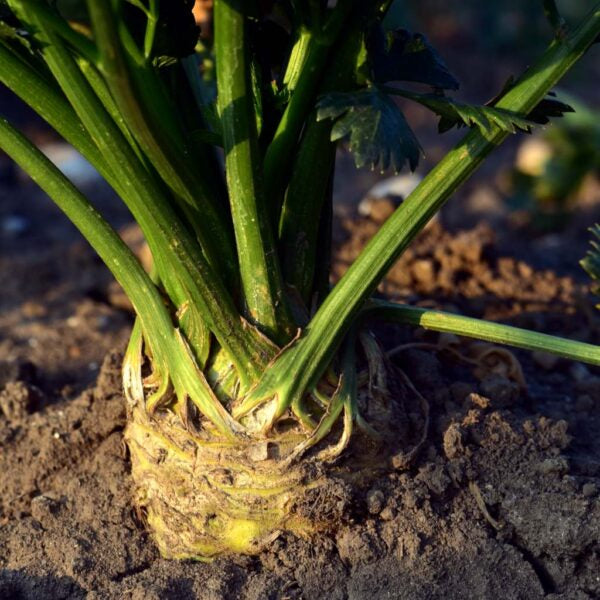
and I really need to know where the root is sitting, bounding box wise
[387,339,526,388]
[468,481,502,530]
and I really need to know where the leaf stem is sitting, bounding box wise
[0,118,240,437]
[263,0,354,222]
[8,0,271,385]
[278,26,364,304]
[0,42,117,189]
[364,302,600,366]
[235,2,600,419]
[214,0,293,344]
[86,0,238,287]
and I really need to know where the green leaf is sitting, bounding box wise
[582,224,600,303]
[436,99,534,134]
[489,77,574,124]
[367,26,459,90]
[386,89,535,135]
[527,93,575,124]
[316,88,421,173]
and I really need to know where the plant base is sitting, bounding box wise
[125,402,387,560]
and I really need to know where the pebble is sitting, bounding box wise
[362,173,423,201]
[379,506,396,521]
[538,457,569,475]
[443,423,465,459]
[30,494,61,523]
[366,489,385,515]
[582,483,598,498]
[358,197,396,222]
[479,375,519,408]
[411,259,435,285]
[21,301,47,319]
[403,490,418,509]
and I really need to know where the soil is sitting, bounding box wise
[2,166,600,598]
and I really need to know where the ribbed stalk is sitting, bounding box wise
[235,3,600,420]
[263,0,355,221]
[214,0,293,344]
[278,122,336,304]
[365,302,600,366]
[0,43,119,191]
[86,0,238,287]
[7,0,273,386]
[278,26,364,304]
[0,118,240,437]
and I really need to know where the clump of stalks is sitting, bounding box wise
[1,0,600,559]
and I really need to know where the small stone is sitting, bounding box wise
[466,392,490,410]
[68,346,82,359]
[532,351,560,371]
[538,457,569,475]
[107,281,134,312]
[358,197,396,223]
[443,423,465,459]
[411,259,435,285]
[21,301,47,319]
[403,490,418,509]
[379,506,396,521]
[575,395,594,413]
[366,489,385,515]
[30,494,61,524]
[582,483,598,498]
[247,442,270,462]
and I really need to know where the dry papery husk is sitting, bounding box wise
[124,365,416,560]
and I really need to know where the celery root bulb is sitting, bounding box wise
[125,401,389,559]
